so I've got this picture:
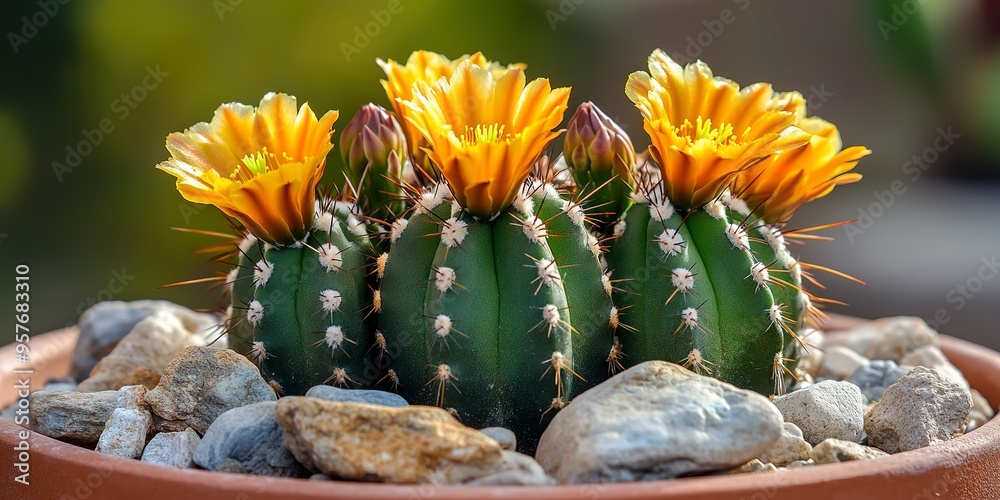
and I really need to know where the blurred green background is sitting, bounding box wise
[2,0,1000,349]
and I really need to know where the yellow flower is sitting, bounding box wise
[377,50,524,173]
[157,92,338,246]
[732,91,870,223]
[625,50,811,208]
[400,60,570,218]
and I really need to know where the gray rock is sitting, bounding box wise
[865,367,972,453]
[773,380,865,445]
[810,438,888,464]
[786,459,815,468]
[900,345,968,389]
[817,346,869,380]
[535,361,783,484]
[72,300,218,381]
[194,401,307,477]
[141,428,200,468]
[275,397,502,484]
[79,311,215,392]
[145,346,275,434]
[465,451,555,486]
[825,317,937,362]
[479,427,516,451]
[849,360,910,402]
[95,386,153,459]
[758,422,812,466]
[28,390,119,444]
[304,385,408,407]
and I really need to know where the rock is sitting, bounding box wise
[728,459,778,474]
[309,473,335,481]
[141,428,200,468]
[817,346,869,380]
[826,317,937,362]
[535,361,783,484]
[965,390,994,432]
[786,459,815,468]
[865,367,972,453]
[145,346,276,434]
[194,401,306,477]
[810,438,888,464]
[79,312,214,392]
[72,300,218,381]
[758,423,812,466]
[304,385,408,407]
[900,345,968,389]
[773,380,865,445]
[28,390,119,444]
[849,360,910,402]
[275,397,502,484]
[465,451,555,486]
[152,415,191,434]
[41,378,78,392]
[95,386,153,459]
[479,427,516,451]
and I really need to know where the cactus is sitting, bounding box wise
[377,181,614,450]
[606,50,869,395]
[227,201,378,395]
[158,93,385,394]
[372,57,618,451]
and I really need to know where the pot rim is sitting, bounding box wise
[2,321,998,499]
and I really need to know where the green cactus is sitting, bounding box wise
[227,201,380,395]
[377,181,616,451]
[606,186,806,395]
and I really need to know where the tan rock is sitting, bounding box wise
[275,397,502,484]
[810,439,888,464]
[757,422,812,466]
[728,459,778,474]
[78,312,212,392]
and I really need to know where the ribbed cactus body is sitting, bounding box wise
[228,204,377,395]
[606,192,804,395]
[377,183,615,451]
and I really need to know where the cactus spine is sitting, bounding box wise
[228,202,379,395]
[378,182,615,451]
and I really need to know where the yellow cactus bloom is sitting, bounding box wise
[377,50,524,172]
[626,50,812,209]
[157,92,338,246]
[400,60,570,218]
[732,92,870,224]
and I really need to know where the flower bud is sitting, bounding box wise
[564,102,636,227]
[339,104,408,219]
[340,103,407,181]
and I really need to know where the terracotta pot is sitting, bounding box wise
[2,321,998,500]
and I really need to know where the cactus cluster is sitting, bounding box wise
[158,49,867,450]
